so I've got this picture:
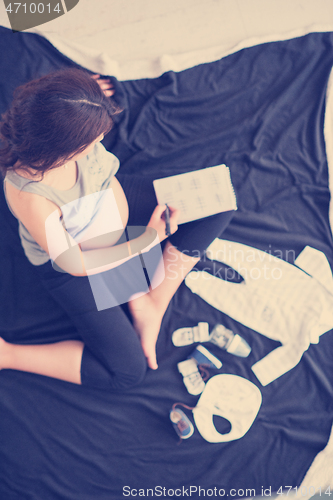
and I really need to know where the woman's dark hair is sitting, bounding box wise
[0,67,120,176]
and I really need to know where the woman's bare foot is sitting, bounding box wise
[128,242,200,371]
[128,293,165,370]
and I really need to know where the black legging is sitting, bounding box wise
[35,173,234,390]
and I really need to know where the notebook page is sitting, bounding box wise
[153,165,237,224]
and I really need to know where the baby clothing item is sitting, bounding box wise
[185,239,333,386]
[192,374,262,443]
[209,324,251,357]
[177,358,206,395]
[177,345,222,395]
[172,322,251,357]
[172,322,210,346]
[190,345,222,369]
[169,407,194,440]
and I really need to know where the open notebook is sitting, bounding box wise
[153,164,237,224]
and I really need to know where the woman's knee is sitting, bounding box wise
[81,345,147,390]
[114,362,147,390]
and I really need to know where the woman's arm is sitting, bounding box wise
[54,224,159,276]
[4,181,179,277]
[51,204,178,276]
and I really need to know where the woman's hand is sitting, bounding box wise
[91,74,115,97]
[147,205,180,243]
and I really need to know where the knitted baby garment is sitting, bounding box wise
[185,239,333,385]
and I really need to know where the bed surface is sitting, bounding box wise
[1,24,333,500]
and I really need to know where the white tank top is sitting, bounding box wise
[4,142,120,265]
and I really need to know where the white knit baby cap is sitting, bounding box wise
[192,374,262,443]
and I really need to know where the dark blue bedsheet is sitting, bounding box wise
[1,26,333,499]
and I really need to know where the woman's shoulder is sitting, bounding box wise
[7,158,43,178]
[90,142,120,172]
[4,178,62,258]
[4,177,61,220]
[5,163,43,191]
[5,165,43,205]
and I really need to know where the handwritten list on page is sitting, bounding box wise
[153,165,237,224]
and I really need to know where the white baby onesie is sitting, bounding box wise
[185,239,333,386]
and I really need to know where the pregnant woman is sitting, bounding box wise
[0,68,233,390]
